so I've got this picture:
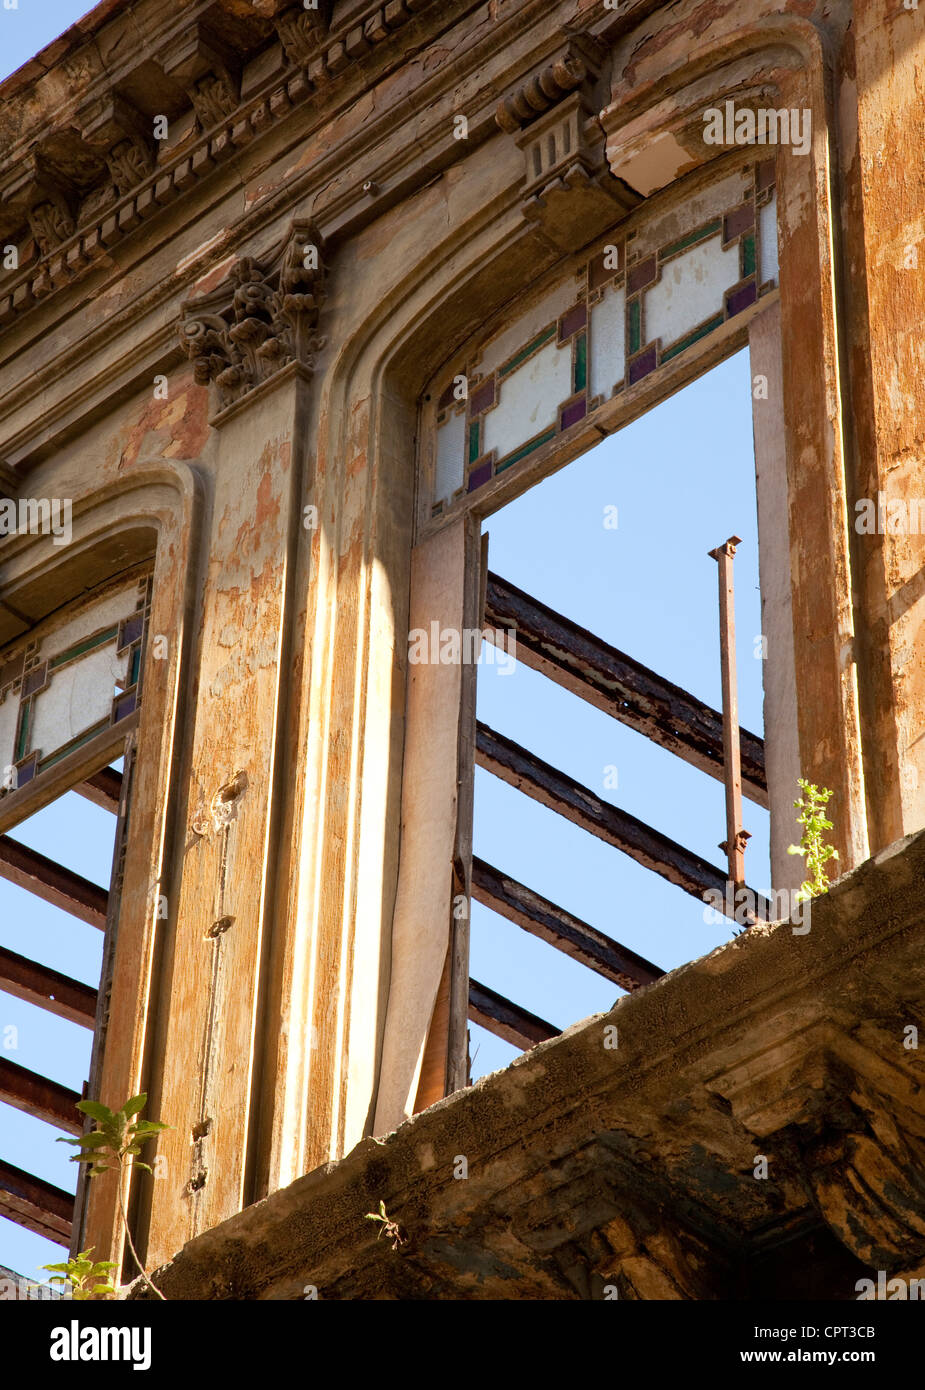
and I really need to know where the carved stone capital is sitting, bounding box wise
[180,220,327,409]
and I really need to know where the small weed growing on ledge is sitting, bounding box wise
[44,1093,170,1300]
[788,778,839,901]
[42,1248,119,1301]
[365,1199,408,1251]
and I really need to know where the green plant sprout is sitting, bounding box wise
[787,778,839,902]
[42,1248,118,1301]
[42,1093,170,1301]
[365,1199,407,1251]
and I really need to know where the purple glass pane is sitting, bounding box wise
[469,378,496,416]
[628,345,657,384]
[22,663,47,697]
[15,753,38,786]
[723,204,755,242]
[589,249,617,290]
[627,255,657,295]
[118,612,145,652]
[0,651,24,690]
[113,690,138,723]
[558,302,588,342]
[560,397,587,430]
[726,280,758,317]
[467,460,493,493]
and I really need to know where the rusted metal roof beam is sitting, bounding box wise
[0,835,108,929]
[0,1158,72,1245]
[468,979,559,1051]
[471,856,664,991]
[476,723,770,920]
[484,572,768,808]
[75,766,123,814]
[0,945,97,1027]
[0,1057,82,1134]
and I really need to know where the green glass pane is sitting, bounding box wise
[574,333,588,393]
[742,234,757,278]
[499,325,556,377]
[660,313,725,363]
[628,299,642,355]
[50,625,119,669]
[468,421,481,465]
[496,428,557,473]
[15,700,31,761]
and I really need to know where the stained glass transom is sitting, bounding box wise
[427,160,778,523]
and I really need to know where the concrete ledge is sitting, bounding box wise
[134,827,925,1299]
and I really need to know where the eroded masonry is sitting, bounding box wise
[1,0,924,1299]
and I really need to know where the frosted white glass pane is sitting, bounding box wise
[435,409,466,502]
[760,192,779,286]
[477,281,576,376]
[30,644,130,755]
[645,236,739,348]
[590,282,625,401]
[482,341,572,460]
[0,693,17,772]
[35,587,137,663]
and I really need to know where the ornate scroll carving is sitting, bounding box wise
[180,221,327,409]
[276,2,332,66]
[495,52,590,135]
[107,137,155,197]
[28,200,76,257]
[494,36,638,248]
[190,72,240,129]
[161,22,241,132]
[79,94,156,198]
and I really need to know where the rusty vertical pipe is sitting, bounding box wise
[708,536,750,898]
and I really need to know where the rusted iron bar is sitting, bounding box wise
[708,537,749,894]
[468,978,560,1050]
[476,723,770,920]
[471,857,664,991]
[0,835,108,929]
[0,1057,82,1133]
[0,1158,72,1245]
[484,571,768,808]
[0,945,97,1027]
[75,766,123,814]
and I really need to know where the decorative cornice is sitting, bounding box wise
[179,220,327,409]
[495,52,589,134]
[493,35,639,249]
[0,0,438,333]
[494,33,607,132]
[0,461,18,500]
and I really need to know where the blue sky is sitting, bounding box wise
[0,1,773,1279]
[471,348,768,1076]
[0,0,97,80]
